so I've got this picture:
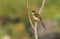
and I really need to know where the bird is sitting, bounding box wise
[32,10,46,29]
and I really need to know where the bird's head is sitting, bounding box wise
[32,10,36,13]
[32,10,37,14]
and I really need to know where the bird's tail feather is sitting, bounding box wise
[40,20,46,29]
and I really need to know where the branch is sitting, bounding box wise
[34,22,38,39]
[38,0,45,14]
[26,0,35,29]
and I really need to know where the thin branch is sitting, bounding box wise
[26,0,35,29]
[38,0,45,14]
[34,22,38,39]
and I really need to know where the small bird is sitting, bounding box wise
[32,10,46,29]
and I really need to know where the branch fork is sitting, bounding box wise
[26,0,46,39]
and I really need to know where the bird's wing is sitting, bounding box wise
[34,13,40,18]
[34,13,42,20]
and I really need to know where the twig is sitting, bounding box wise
[26,0,35,29]
[38,0,45,14]
[34,22,38,39]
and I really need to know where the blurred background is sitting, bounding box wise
[0,0,60,39]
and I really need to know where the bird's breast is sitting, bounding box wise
[33,16,40,21]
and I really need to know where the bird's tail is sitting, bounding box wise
[40,19,46,29]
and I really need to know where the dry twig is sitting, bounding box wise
[26,0,35,29]
[38,0,45,14]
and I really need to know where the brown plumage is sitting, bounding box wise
[34,13,42,20]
